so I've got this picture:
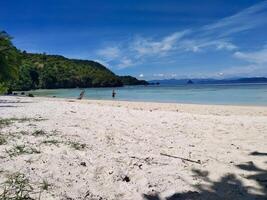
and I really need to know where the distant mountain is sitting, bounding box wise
[149,77,267,85]
[198,77,267,84]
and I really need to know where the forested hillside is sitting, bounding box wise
[0,31,148,92]
[120,76,148,86]
[12,52,125,90]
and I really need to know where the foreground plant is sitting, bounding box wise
[6,145,40,157]
[0,172,35,200]
[68,141,86,150]
[0,173,51,200]
[0,118,46,129]
[0,119,13,129]
[0,135,7,145]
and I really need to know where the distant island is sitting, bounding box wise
[187,79,194,84]
[149,77,267,85]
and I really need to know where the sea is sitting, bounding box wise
[28,83,267,106]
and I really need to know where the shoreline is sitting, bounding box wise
[2,95,267,116]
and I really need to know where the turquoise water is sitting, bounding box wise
[29,84,267,106]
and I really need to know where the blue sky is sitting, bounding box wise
[1,0,267,80]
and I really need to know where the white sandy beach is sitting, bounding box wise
[0,96,267,200]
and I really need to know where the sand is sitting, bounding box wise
[0,96,266,200]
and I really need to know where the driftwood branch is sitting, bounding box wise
[160,153,201,164]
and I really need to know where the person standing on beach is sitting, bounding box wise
[78,90,85,100]
[112,89,116,99]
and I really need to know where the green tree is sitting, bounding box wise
[0,31,20,93]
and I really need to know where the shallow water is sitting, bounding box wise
[28,84,267,106]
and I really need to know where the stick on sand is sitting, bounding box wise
[160,153,201,164]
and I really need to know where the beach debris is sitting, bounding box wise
[122,175,130,182]
[84,190,106,200]
[160,153,201,164]
[130,156,168,166]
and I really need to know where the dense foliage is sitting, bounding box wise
[0,31,21,93]
[11,53,126,90]
[120,76,148,86]
[12,53,149,91]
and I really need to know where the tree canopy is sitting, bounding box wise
[0,31,20,82]
[11,52,148,91]
[0,31,21,93]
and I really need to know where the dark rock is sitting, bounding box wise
[187,79,194,84]
[122,175,130,182]
[7,88,13,95]
[28,93,34,97]
[80,162,87,167]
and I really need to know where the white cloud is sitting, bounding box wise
[139,73,144,78]
[216,64,267,78]
[117,57,135,69]
[217,45,267,77]
[153,73,165,77]
[131,33,237,58]
[202,1,267,37]
[178,39,237,52]
[216,41,237,51]
[97,47,120,60]
[95,59,112,69]
[234,47,267,64]
[95,1,267,72]
[131,30,190,56]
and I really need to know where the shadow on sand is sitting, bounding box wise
[0,99,31,104]
[0,105,19,108]
[143,151,267,200]
[0,99,32,107]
